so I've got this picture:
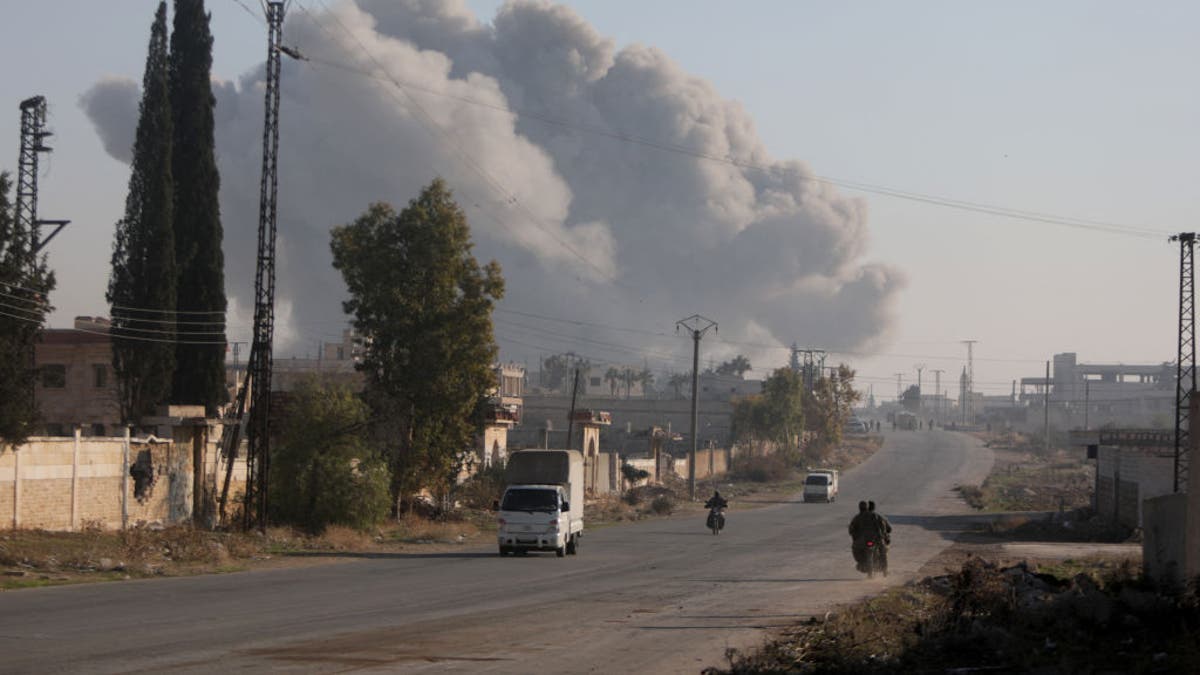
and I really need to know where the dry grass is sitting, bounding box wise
[962,439,1094,512]
[387,514,481,544]
[1,525,267,587]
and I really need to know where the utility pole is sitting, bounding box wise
[1171,232,1196,493]
[221,2,301,530]
[894,373,903,400]
[932,369,944,424]
[914,363,926,413]
[565,368,580,449]
[677,314,717,501]
[962,340,977,425]
[1044,360,1051,454]
[1084,379,1090,431]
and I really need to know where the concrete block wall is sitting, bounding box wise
[1,435,246,531]
[692,447,732,480]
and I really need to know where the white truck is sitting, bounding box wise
[803,468,840,503]
[497,449,584,557]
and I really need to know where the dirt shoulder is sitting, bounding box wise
[710,531,1163,675]
[705,431,1162,674]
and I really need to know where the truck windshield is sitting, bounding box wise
[501,488,558,512]
[805,475,830,486]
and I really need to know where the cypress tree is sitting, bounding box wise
[169,0,226,412]
[0,171,55,448]
[108,1,176,426]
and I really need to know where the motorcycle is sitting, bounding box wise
[863,539,888,578]
[706,506,726,535]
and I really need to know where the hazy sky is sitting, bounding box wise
[1,1,1195,403]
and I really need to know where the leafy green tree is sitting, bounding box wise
[169,0,226,411]
[731,367,805,450]
[715,355,752,378]
[269,377,389,532]
[331,179,504,511]
[805,364,862,455]
[0,172,55,449]
[108,1,177,426]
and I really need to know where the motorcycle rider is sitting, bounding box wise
[704,490,728,532]
[848,500,872,572]
[867,500,892,575]
[704,490,728,510]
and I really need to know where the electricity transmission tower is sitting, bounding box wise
[217,2,301,529]
[1171,232,1195,493]
[789,345,825,392]
[15,96,68,260]
[677,314,717,501]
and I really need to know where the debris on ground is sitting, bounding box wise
[709,555,1200,674]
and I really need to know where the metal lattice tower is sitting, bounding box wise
[1171,232,1196,493]
[15,96,68,259]
[244,1,287,529]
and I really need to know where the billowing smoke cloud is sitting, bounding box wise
[79,77,140,164]
[81,0,904,372]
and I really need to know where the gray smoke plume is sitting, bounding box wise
[81,0,904,371]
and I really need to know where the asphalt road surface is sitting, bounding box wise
[0,430,992,674]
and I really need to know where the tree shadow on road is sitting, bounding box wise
[687,577,860,583]
[885,512,1058,543]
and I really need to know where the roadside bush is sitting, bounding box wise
[621,463,650,485]
[649,495,674,515]
[454,463,506,510]
[730,454,793,483]
[269,378,391,533]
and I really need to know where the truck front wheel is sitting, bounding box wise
[566,534,578,555]
[556,543,566,557]
[499,545,510,556]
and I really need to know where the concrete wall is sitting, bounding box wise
[692,447,732,480]
[586,452,621,494]
[1095,446,1173,528]
[0,433,247,531]
[1143,493,1188,589]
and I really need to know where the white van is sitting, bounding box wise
[803,468,839,503]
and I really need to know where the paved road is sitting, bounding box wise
[0,430,991,674]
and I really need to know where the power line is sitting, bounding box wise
[289,30,1169,240]
[0,308,243,345]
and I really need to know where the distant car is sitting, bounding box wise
[844,419,869,434]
